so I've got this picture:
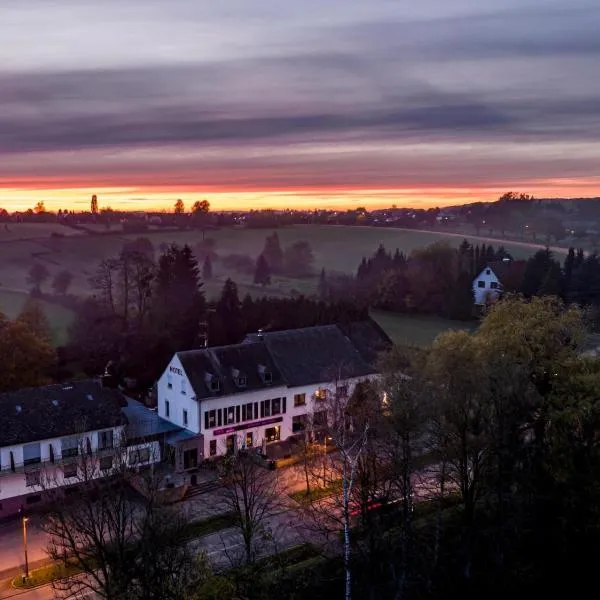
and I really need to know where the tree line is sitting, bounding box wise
[66,238,365,389]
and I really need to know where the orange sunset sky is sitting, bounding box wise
[1,1,599,212]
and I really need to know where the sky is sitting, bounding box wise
[1,0,600,212]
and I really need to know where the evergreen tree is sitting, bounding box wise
[318,267,328,300]
[253,254,271,286]
[448,271,475,320]
[563,247,575,298]
[521,249,559,297]
[538,261,563,297]
[152,244,205,351]
[217,278,243,343]
[486,244,496,263]
[202,255,213,280]
[262,232,284,273]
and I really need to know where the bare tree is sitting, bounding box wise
[40,436,207,600]
[219,449,280,566]
[90,258,120,314]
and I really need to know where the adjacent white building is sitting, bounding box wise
[0,381,159,517]
[156,321,391,462]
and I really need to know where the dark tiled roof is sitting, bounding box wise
[177,343,284,399]
[210,343,284,395]
[487,260,527,289]
[337,319,393,366]
[0,381,126,447]
[176,322,387,397]
[258,325,376,387]
[177,350,221,400]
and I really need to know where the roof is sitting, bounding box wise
[122,397,181,438]
[174,321,389,397]
[0,381,126,448]
[257,324,377,387]
[177,342,284,400]
[486,260,527,289]
[337,319,393,365]
[165,429,199,445]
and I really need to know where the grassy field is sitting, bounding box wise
[371,310,477,348]
[0,223,533,346]
[0,289,75,345]
[0,223,542,300]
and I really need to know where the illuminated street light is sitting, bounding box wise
[22,515,29,580]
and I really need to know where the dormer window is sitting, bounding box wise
[205,372,220,393]
[232,368,247,388]
[258,364,272,385]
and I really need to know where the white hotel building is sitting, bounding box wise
[156,321,390,463]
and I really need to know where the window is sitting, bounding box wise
[226,406,236,425]
[129,447,150,465]
[292,415,307,433]
[205,409,216,429]
[486,269,491,275]
[258,365,272,384]
[245,432,253,448]
[314,389,328,401]
[98,430,114,451]
[61,437,79,458]
[265,426,281,443]
[167,373,172,389]
[336,385,348,398]
[490,282,498,289]
[294,393,306,407]
[25,470,40,487]
[23,443,41,466]
[183,410,188,426]
[242,403,253,421]
[181,378,186,395]
[261,399,271,418]
[272,398,281,415]
[477,280,485,288]
[100,456,113,471]
[209,440,217,456]
[165,400,170,418]
[63,464,77,479]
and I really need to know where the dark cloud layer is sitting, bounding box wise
[1,1,599,195]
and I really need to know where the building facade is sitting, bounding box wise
[156,321,391,461]
[0,381,159,517]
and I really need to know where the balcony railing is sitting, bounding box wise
[0,446,116,477]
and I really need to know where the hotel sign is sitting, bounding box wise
[213,416,283,437]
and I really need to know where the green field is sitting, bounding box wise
[371,310,477,348]
[0,289,75,346]
[0,223,539,347]
[0,223,544,300]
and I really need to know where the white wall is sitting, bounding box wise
[157,354,200,433]
[473,267,502,305]
[0,425,145,503]
[200,376,373,458]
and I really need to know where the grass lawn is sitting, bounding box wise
[371,310,477,348]
[12,561,81,589]
[0,289,75,346]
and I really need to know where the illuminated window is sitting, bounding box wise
[294,393,306,407]
[315,389,328,401]
[265,426,281,443]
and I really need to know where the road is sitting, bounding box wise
[0,517,50,578]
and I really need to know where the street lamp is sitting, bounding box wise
[22,515,29,580]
